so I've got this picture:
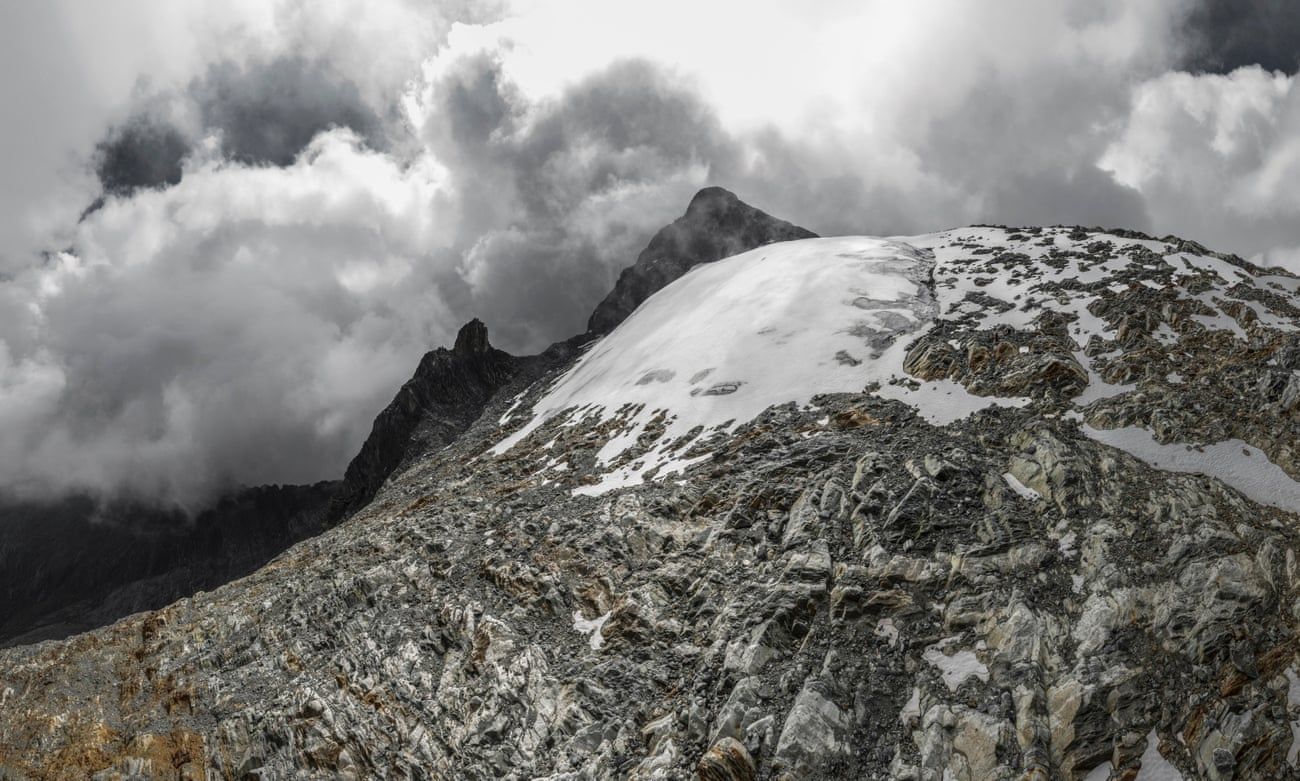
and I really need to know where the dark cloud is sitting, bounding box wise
[195,57,385,166]
[30,42,1187,507]
[1180,0,1300,73]
[418,57,740,350]
[0,55,750,508]
[982,165,1150,231]
[93,117,189,197]
[91,56,386,199]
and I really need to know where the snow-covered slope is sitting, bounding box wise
[494,237,945,491]
[906,226,1299,399]
[498,224,1300,501]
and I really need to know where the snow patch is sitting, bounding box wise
[1136,730,1183,780]
[1081,730,1181,781]
[1082,425,1300,512]
[572,610,611,650]
[1153,323,1179,345]
[1171,251,1250,285]
[1287,667,1300,765]
[497,390,529,425]
[1058,531,1078,559]
[899,686,921,726]
[922,637,989,691]
[1190,311,1247,339]
[878,378,1029,425]
[874,617,900,647]
[1003,472,1041,501]
[1073,351,1134,405]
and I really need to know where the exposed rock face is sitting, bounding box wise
[326,318,520,523]
[7,389,1300,780]
[5,198,1300,780]
[585,186,817,335]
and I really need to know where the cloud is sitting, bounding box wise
[91,55,388,201]
[1101,66,1300,269]
[0,52,744,506]
[5,0,1300,508]
[0,0,466,271]
[93,116,191,197]
[408,49,737,348]
[3,130,457,506]
[1179,0,1300,74]
[195,56,385,166]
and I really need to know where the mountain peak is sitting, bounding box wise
[585,187,817,335]
[453,318,491,354]
[682,185,741,215]
[326,316,517,523]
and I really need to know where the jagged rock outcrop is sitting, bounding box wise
[327,318,520,523]
[586,186,816,335]
[5,196,1300,780]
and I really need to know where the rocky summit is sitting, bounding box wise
[3,191,1300,780]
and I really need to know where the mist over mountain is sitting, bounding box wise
[4,1,1300,510]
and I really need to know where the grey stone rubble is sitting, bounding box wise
[2,201,1300,780]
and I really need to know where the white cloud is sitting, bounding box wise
[2,131,457,505]
[0,0,458,272]
[1102,66,1300,269]
[441,0,1186,235]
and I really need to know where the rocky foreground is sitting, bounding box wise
[3,191,1300,779]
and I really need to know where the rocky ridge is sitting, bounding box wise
[2,193,1300,780]
[326,318,523,524]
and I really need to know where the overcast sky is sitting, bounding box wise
[1,0,1299,507]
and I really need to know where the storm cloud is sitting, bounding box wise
[3,0,1300,508]
[1180,0,1300,74]
[94,117,190,197]
[91,56,387,199]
